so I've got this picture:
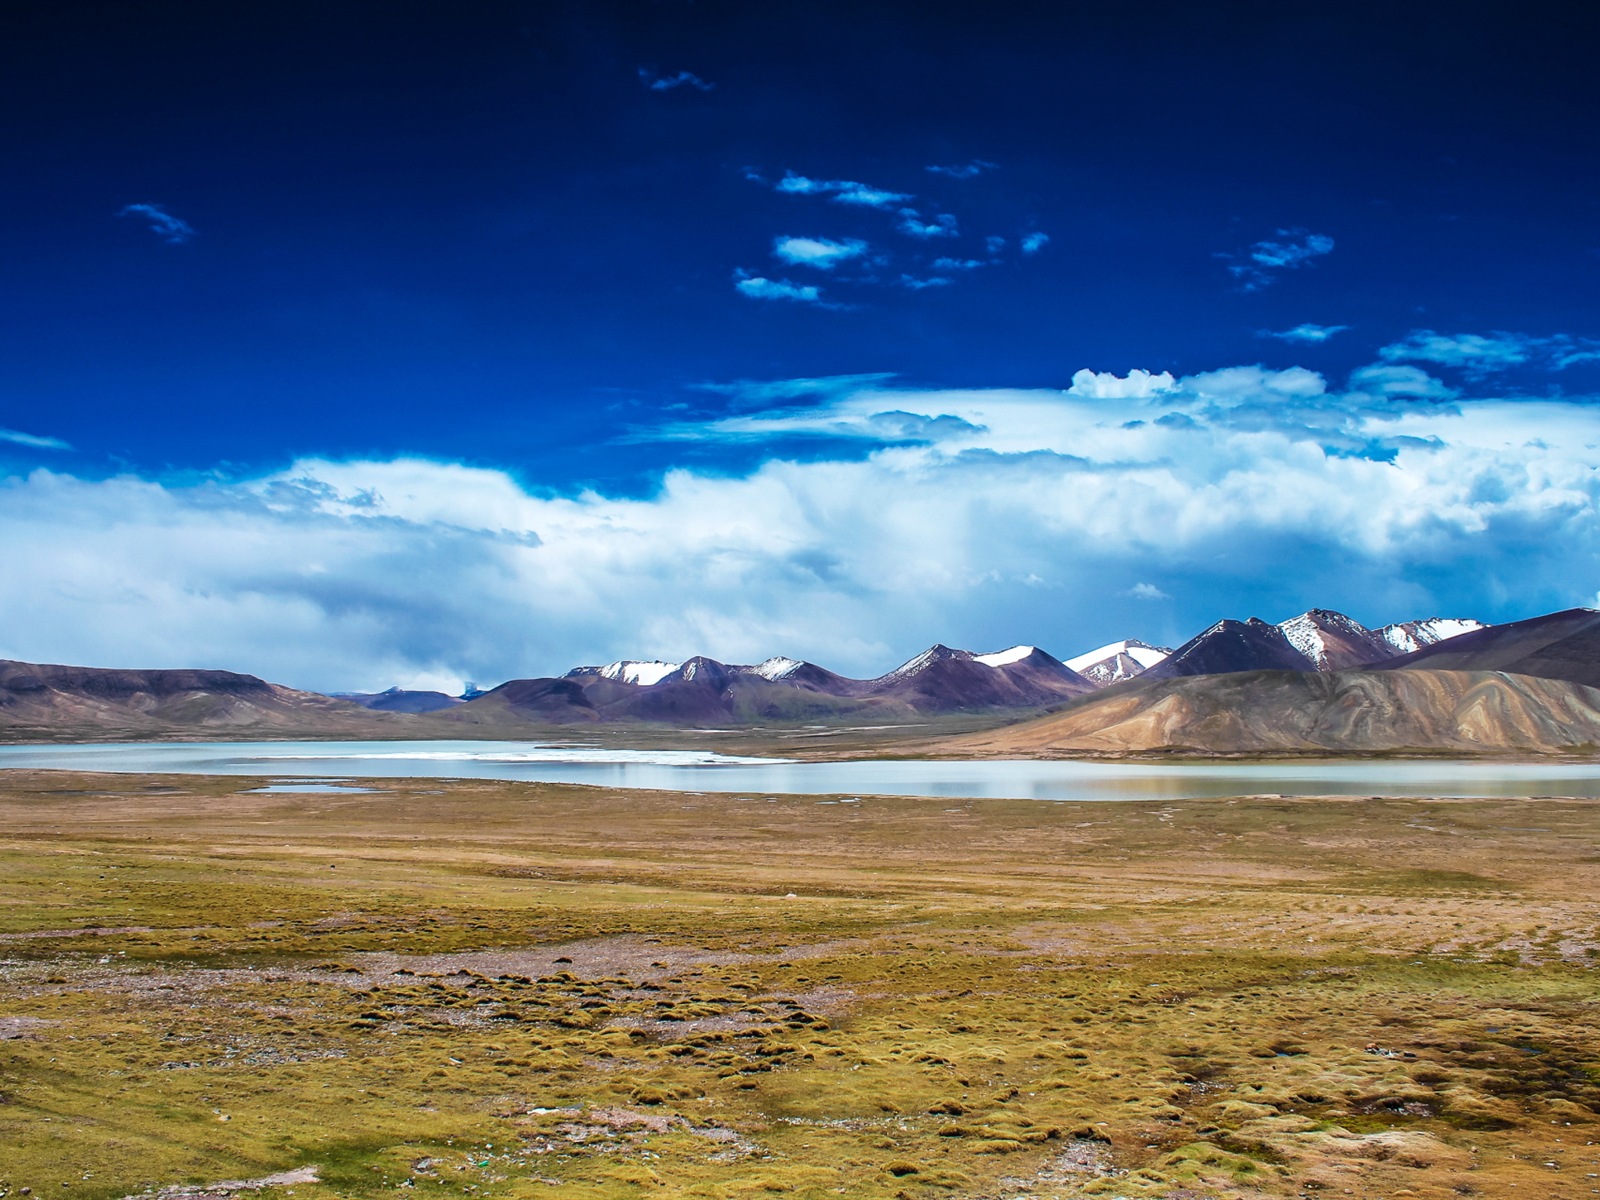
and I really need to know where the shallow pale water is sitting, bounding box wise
[2,739,1599,800]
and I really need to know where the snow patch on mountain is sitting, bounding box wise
[1277,609,1373,668]
[1066,641,1169,673]
[1066,640,1172,687]
[1379,618,1485,655]
[598,660,681,686]
[750,656,803,681]
[974,645,1037,667]
[881,645,968,681]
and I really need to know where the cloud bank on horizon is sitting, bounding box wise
[2,361,1595,693]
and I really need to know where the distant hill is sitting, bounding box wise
[940,668,1600,757]
[0,659,403,740]
[1376,608,1600,689]
[335,687,464,714]
[439,644,1095,727]
[7,605,1591,747]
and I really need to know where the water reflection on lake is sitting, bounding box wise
[2,740,1599,801]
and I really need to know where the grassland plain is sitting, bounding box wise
[0,771,1597,1200]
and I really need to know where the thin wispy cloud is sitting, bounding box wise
[925,160,998,179]
[896,210,958,239]
[692,374,898,407]
[117,203,196,245]
[741,168,1049,302]
[772,236,868,269]
[771,172,911,209]
[1128,582,1171,601]
[1347,363,1457,400]
[1260,323,1350,343]
[734,273,826,304]
[1375,329,1600,376]
[0,428,70,451]
[638,67,715,92]
[1222,227,1334,289]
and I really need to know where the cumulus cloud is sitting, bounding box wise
[1261,323,1349,343]
[1223,228,1334,289]
[638,67,714,92]
[772,236,868,269]
[4,366,1597,691]
[117,203,196,245]
[733,273,826,304]
[0,429,70,451]
[1020,232,1050,254]
[926,160,998,178]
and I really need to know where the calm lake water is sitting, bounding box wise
[2,740,1599,801]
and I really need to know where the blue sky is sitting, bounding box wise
[3,0,1600,690]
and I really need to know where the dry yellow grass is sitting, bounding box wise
[0,769,1596,1199]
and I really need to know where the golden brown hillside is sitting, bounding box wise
[940,668,1600,757]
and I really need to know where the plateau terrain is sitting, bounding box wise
[0,771,1595,1200]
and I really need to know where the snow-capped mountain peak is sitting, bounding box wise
[750,656,804,681]
[1276,609,1374,669]
[881,644,969,681]
[1378,617,1486,655]
[1066,640,1169,673]
[1065,639,1172,687]
[598,659,681,686]
[973,645,1037,668]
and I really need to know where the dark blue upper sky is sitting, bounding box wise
[6,0,1599,488]
[3,1,1600,687]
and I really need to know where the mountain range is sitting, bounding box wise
[337,607,1484,724]
[5,607,1600,754]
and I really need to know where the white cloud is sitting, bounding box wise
[1261,323,1349,343]
[639,67,714,92]
[898,274,953,290]
[0,429,70,451]
[4,367,1598,691]
[1020,232,1049,254]
[897,210,958,239]
[734,273,825,304]
[926,160,998,179]
[772,173,911,209]
[1378,329,1600,376]
[1128,583,1171,601]
[772,236,868,269]
[117,203,195,245]
[1379,330,1533,371]
[1067,369,1176,399]
[1347,363,1457,400]
[932,257,986,271]
[1223,228,1334,289]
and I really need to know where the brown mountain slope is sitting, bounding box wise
[939,669,1600,757]
[0,659,412,741]
[1375,607,1600,688]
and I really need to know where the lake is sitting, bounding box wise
[2,739,1599,801]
